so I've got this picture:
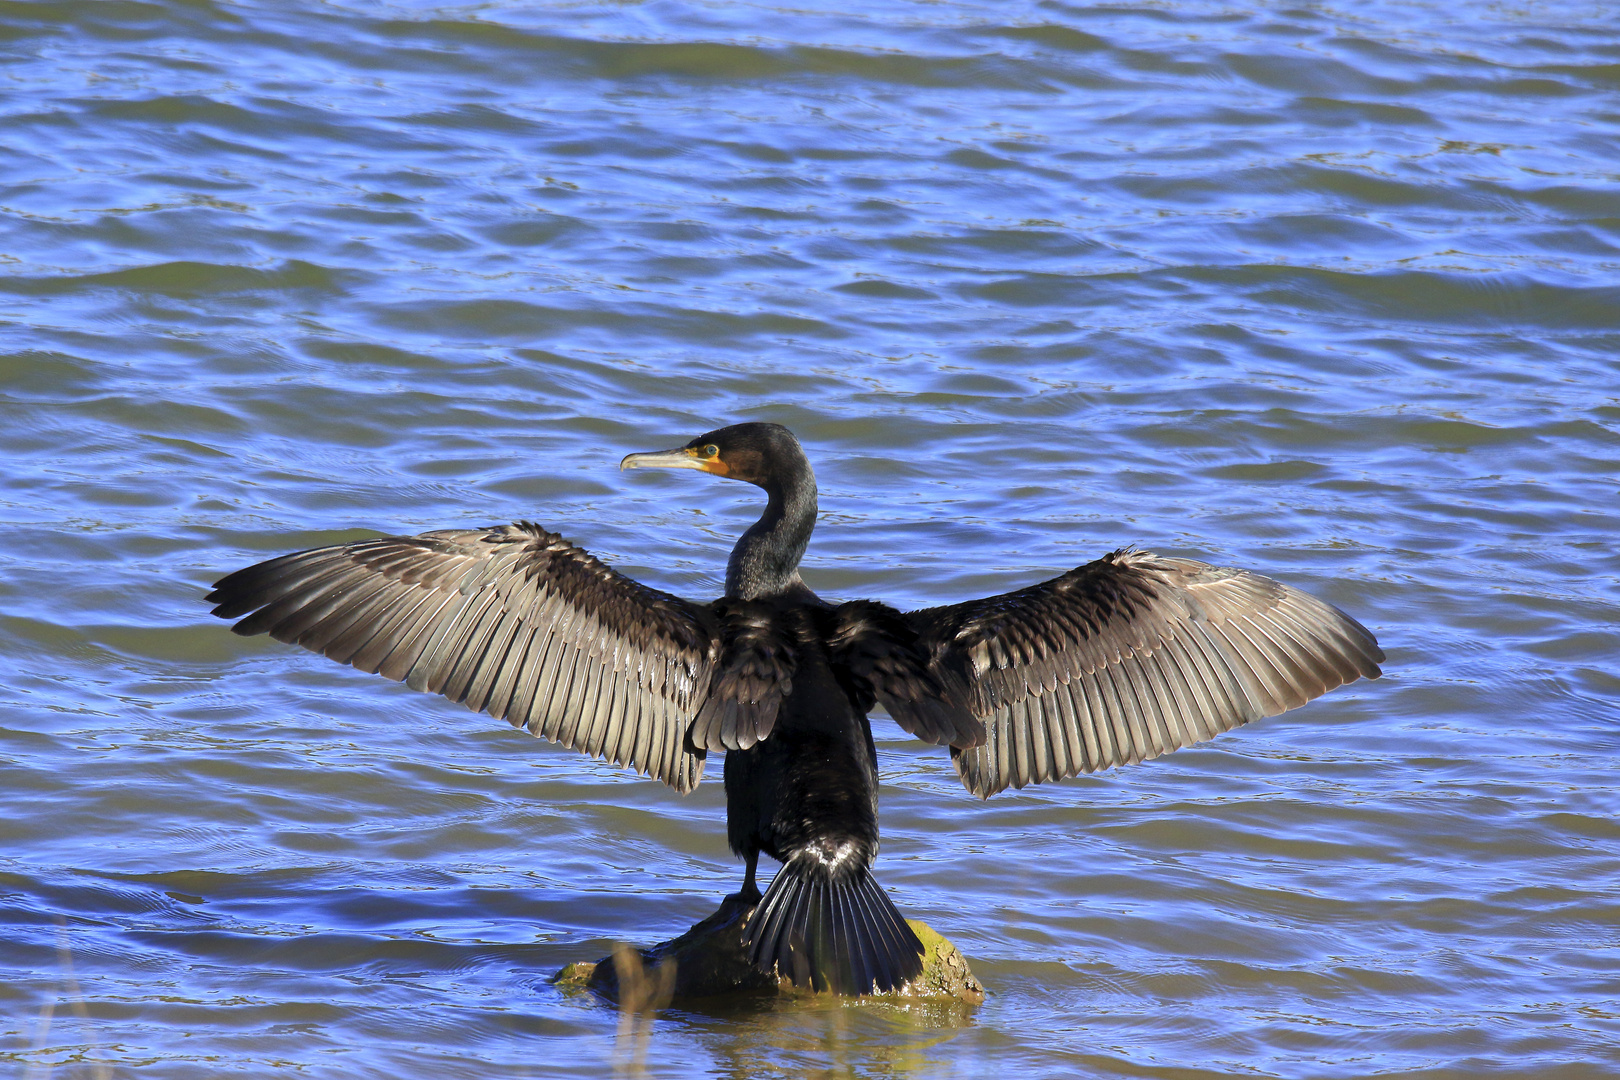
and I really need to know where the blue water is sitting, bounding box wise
[3,1,1618,1077]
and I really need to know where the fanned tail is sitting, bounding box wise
[741,855,925,994]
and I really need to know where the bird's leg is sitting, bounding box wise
[731,850,763,906]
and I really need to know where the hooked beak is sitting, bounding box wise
[620,446,718,473]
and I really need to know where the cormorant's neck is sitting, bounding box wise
[726,461,817,601]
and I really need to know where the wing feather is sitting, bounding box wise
[1078,670,1114,770]
[298,576,400,656]
[439,589,507,702]
[914,549,1383,797]
[377,589,462,683]
[1134,650,1182,751]
[464,610,520,715]
[351,588,439,676]
[531,609,581,741]
[484,619,535,723]
[208,523,718,793]
[1096,663,1139,765]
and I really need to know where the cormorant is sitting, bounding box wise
[207,422,1383,995]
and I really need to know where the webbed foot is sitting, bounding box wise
[726,882,763,906]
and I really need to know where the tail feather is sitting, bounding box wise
[847,878,890,995]
[742,857,925,994]
[855,872,910,987]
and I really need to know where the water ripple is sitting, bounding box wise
[3,0,1618,1076]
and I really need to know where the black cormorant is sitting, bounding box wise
[207,422,1383,995]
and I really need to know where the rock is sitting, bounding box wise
[553,896,984,1006]
[900,919,985,1004]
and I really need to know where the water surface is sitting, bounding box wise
[3,1,1618,1077]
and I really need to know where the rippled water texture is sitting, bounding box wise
[4,1,1619,1076]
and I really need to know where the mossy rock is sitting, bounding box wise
[554,896,984,1006]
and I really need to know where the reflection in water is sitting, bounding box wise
[660,995,977,1080]
[612,946,677,1079]
[23,920,112,1080]
[601,938,977,1079]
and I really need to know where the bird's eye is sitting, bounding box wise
[703,444,720,458]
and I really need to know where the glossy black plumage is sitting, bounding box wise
[208,421,1383,996]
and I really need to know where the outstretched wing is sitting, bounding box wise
[208,522,718,793]
[906,549,1384,798]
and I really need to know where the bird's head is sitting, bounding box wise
[620,422,809,492]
